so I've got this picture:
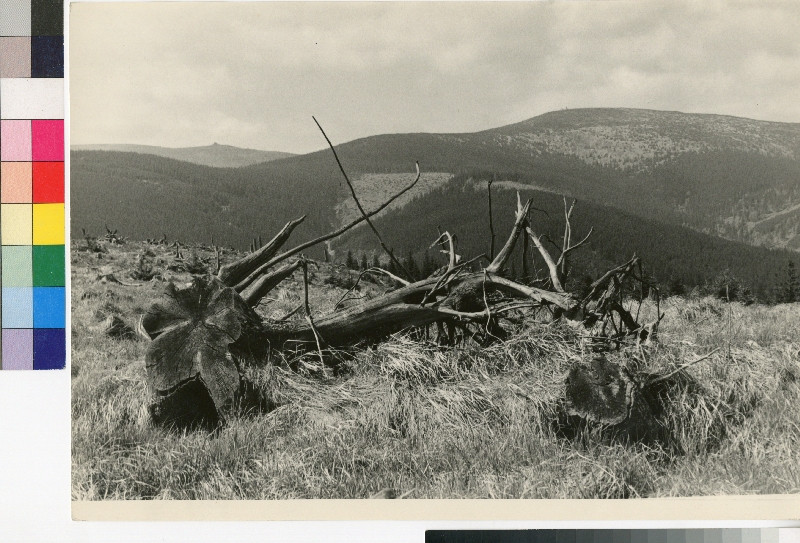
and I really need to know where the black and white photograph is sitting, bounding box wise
[69,1,800,508]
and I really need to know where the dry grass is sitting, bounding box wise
[71,241,800,500]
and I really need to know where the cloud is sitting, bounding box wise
[70,1,800,153]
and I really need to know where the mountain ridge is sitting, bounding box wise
[71,108,800,292]
[71,143,294,168]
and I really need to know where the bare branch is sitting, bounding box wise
[485,274,573,310]
[333,269,373,311]
[233,162,422,291]
[240,260,302,307]
[436,302,537,320]
[487,176,496,260]
[486,194,531,273]
[218,215,306,288]
[299,259,325,365]
[275,304,302,322]
[430,231,458,270]
[366,267,411,287]
[557,226,594,267]
[526,226,564,292]
[581,256,639,303]
[521,224,529,281]
[649,348,721,385]
[313,116,412,280]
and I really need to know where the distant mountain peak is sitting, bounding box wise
[71,143,294,168]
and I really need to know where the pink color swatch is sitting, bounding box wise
[0,120,32,161]
[31,120,63,161]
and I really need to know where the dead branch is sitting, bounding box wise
[232,162,422,291]
[217,215,305,288]
[557,227,593,267]
[240,260,302,307]
[487,176,496,260]
[365,267,411,287]
[430,231,459,270]
[301,258,325,365]
[527,226,564,292]
[313,116,412,280]
[486,193,531,273]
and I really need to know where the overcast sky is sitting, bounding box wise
[70,1,800,154]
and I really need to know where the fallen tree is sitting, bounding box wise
[141,137,660,429]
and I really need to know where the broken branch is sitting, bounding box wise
[313,116,412,280]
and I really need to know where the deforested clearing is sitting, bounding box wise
[71,240,800,500]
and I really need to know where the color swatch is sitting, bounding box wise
[426,529,787,543]
[0,0,65,370]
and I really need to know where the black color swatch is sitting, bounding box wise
[31,0,63,36]
[31,35,63,78]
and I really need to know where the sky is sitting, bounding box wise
[70,1,800,154]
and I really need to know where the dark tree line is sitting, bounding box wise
[344,248,442,280]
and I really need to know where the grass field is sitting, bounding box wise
[71,240,800,499]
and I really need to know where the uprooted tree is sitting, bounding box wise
[140,125,661,430]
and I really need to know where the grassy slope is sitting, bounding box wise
[72,241,800,500]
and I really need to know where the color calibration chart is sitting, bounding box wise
[426,529,796,543]
[0,0,65,369]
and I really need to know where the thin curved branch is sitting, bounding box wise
[487,176,496,260]
[313,116,412,280]
[365,267,411,287]
[436,302,537,320]
[430,231,458,270]
[557,226,594,267]
[301,259,325,364]
[233,162,422,292]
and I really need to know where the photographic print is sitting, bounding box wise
[70,1,800,511]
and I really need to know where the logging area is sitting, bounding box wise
[71,135,800,500]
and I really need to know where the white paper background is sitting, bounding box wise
[1,0,798,539]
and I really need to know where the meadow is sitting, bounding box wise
[71,240,800,500]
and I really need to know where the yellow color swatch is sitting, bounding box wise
[33,203,64,245]
[1,203,32,244]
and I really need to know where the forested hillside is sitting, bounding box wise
[72,108,800,297]
[241,108,800,251]
[342,173,800,300]
[70,151,339,258]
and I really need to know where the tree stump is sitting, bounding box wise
[141,276,267,429]
[558,355,662,444]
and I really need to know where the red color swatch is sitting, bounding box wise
[32,162,64,203]
[31,120,64,161]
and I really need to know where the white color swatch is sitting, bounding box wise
[0,78,64,119]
